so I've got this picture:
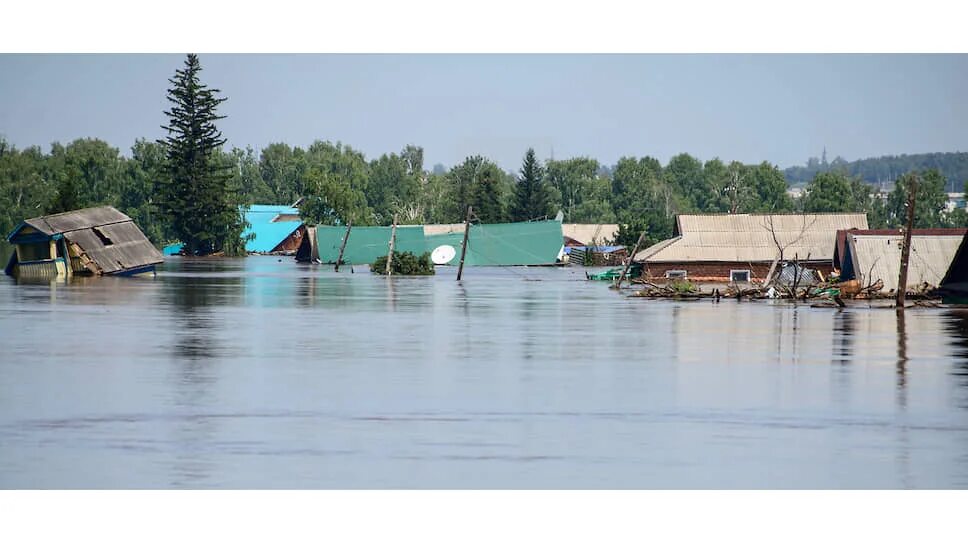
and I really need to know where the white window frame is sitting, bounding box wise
[730,269,751,283]
[665,270,687,280]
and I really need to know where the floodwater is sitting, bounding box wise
[1,256,968,489]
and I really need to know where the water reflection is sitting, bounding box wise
[163,269,244,487]
[167,277,230,361]
[945,310,968,379]
[896,310,908,409]
[3,257,968,488]
[832,309,855,365]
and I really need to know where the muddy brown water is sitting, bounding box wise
[1,256,968,488]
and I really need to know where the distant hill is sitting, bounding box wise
[784,152,968,192]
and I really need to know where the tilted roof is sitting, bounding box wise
[23,206,131,235]
[634,213,869,263]
[312,220,564,266]
[835,228,968,269]
[13,206,163,274]
[845,232,964,292]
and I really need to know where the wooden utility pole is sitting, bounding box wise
[613,230,647,289]
[456,206,473,281]
[335,221,352,272]
[896,174,918,312]
[385,215,398,276]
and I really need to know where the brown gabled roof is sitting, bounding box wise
[19,206,163,274]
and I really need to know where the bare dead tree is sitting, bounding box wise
[762,214,819,287]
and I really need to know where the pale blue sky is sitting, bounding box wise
[1,54,966,171]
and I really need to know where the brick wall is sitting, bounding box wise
[644,261,835,282]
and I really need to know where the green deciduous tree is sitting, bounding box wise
[121,139,169,243]
[745,161,793,212]
[611,156,676,247]
[299,167,371,226]
[664,153,705,211]
[546,157,599,220]
[158,54,245,256]
[802,171,855,212]
[259,142,307,204]
[368,149,422,225]
[885,169,948,228]
[299,141,372,225]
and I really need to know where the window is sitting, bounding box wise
[665,270,687,280]
[730,269,751,283]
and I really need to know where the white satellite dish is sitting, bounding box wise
[431,244,457,265]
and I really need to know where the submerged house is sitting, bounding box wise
[163,204,304,255]
[561,224,620,247]
[560,223,624,266]
[938,233,968,302]
[297,220,565,266]
[243,205,305,254]
[5,206,163,279]
[838,228,967,293]
[633,213,869,282]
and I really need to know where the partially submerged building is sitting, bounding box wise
[163,204,304,256]
[938,233,968,302]
[243,205,304,254]
[838,228,967,293]
[634,213,869,282]
[424,220,564,266]
[561,224,619,247]
[564,245,627,266]
[560,224,623,266]
[297,220,565,266]
[5,206,163,279]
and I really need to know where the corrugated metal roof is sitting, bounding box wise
[836,228,967,269]
[425,223,617,246]
[941,234,968,290]
[315,225,427,264]
[846,233,963,292]
[561,224,619,245]
[161,204,304,255]
[246,222,303,253]
[635,213,868,263]
[243,205,302,252]
[313,221,564,266]
[424,220,564,266]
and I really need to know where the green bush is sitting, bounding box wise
[668,280,696,294]
[371,251,435,275]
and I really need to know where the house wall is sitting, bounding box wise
[272,225,306,254]
[14,259,66,280]
[644,261,836,282]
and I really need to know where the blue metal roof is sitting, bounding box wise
[245,221,301,253]
[162,204,302,254]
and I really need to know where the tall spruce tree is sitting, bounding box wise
[158,54,245,255]
[510,148,550,221]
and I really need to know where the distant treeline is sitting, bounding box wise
[2,136,966,258]
[784,151,968,192]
